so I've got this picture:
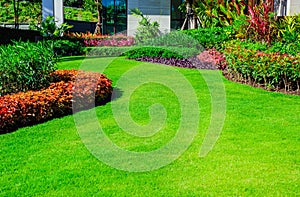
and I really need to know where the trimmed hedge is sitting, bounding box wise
[85,46,133,57]
[141,31,203,50]
[86,46,199,58]
[0,70,112,133]
[48,39,84,57]
[124,46,184,59]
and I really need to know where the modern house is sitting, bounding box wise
[43,0,300,35]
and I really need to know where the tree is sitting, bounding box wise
[94,0,102,34]
[130,8,161,43]
[181,0,199,30]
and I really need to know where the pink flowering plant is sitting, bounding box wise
[64,32,135,47]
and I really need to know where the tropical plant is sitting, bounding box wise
[223,41,300,92]
[0,0,42,24]
[275,14,300,43]
[141,30,203,50]
[244,0,276,44]
[30,16,73,38]
[130,8,161,43]
[183,26,234,49]
[94,0,102,34]
[0,41,56,96]
[193,0,247,28]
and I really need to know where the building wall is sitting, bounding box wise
[288,0,300,15]
[127,0,171,36]
[42,0,64,25]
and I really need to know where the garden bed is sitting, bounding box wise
[0,70,112,133]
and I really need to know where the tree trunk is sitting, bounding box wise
[185,0,196,29]
[94,0,102,34]
[13,0,19,29]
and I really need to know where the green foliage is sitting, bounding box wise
[223,41,300,92]
[159,46,200,58]
[64,7,97,22]
[268,41,300,56]
[275,14,300,43]
[245,0,276,44]
[140,30,204,50]
[124,46,184,59]
[47,39,84,57]
[183,26,234,49]
[130,8,161,43]
[0,41,57,96]
[0,0,41,23]
[223,39,300,56]
[86,46,134,57]
[30,16,73,38]
[193,0,246,28]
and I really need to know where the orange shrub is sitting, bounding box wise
[0,70,112,133]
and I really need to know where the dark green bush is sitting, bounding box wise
[124,47,184,59]
[85,46,134,57]
[141,31,203,50]
[183,26,234,49]
[0,41,57,96]
[160,46,200,58]
[46,39,84,57]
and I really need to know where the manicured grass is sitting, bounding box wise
[1,56,299,196]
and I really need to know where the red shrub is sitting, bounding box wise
[197,48,227,70]
[0,70,112,133]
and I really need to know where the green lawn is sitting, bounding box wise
[1,56,299,196]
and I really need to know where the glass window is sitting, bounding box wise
[274,0,287,16]
[171,0,184,30]
[102,0,127,35]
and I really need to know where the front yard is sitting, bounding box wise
[0,56,299,196]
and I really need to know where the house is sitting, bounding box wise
[43,0,300,35]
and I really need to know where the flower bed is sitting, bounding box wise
[64,32,135,47]
[223,43,300,93]
[134,57,194,68]
[0,70,112,133]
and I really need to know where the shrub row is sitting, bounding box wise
[85,46,133,57]
[124,47,184,59]
[223,39,300,56]
[86,46,199,59]
[183,26,234,49]
[64,32,135,47]
[0,70,112,133]
[48,39,85,57]
[0,41,56,96]
[83,38,135,47]
[141,31,203,50]
[223,44,300,92]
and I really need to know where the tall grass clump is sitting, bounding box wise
[0,41,57,96]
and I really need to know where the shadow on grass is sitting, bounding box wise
[110,87,123,102]
[58,56,110,63]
